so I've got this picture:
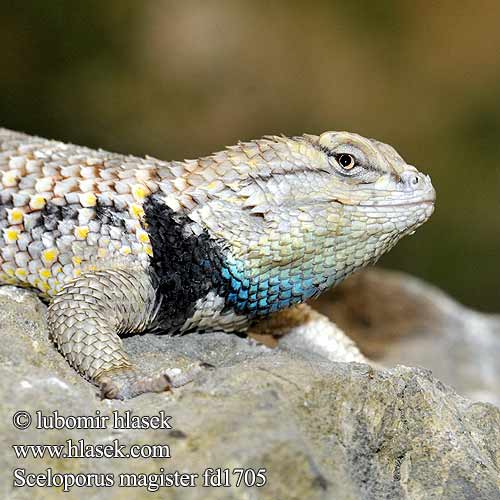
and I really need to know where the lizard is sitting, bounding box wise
[0,128,435,399]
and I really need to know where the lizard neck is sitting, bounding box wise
[143,193,350,330]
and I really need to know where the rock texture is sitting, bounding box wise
[315,268,500,406]
[1,278,499,499]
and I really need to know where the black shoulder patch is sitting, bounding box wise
[143,195,227,332]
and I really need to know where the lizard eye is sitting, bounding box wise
[336,154,356,170]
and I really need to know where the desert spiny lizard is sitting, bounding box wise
[0,128,435,398]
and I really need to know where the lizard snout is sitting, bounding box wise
[400,171,435,201]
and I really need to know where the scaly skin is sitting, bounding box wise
[0,128,435,399]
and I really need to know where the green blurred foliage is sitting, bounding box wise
[1,0,499,311]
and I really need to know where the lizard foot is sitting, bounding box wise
[97,368,171,400]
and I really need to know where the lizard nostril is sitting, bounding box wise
[401,171,421,190]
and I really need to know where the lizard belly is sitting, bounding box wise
[179,291,249,333]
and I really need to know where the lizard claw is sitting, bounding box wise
[97,368,171,400]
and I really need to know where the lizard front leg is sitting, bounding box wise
[250,304,367,364]
[47,268,169,399]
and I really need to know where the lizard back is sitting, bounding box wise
[0,129,166,297]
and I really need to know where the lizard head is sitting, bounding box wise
[185,131,435,316]
[314,131,435,214]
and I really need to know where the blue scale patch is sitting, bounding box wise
[221,257,323,317]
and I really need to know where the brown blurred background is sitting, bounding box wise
[1,0,499,311]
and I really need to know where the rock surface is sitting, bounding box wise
[1,280,499,500]
[315,268,500,406]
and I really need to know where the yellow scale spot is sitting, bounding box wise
[2,171,18,186]
[5,268,15,277]
[137,230,150,244]
[72,256,82,266]
[15,268,27,279]
[130,203,145,220]
[42,248,59,266]
[4,228,19,242]
[132,184,149,202]
[206,181,219,190]
[144,244,153,257]
[97,248,107,259]
[120,246,132,256]
[75,226,90,239]
[39,269,51,280]
[80,193,97,207]
[74,269,82,278]
[39,282,50,292]
[8,208,24,224]
[88,265,97,271]
[30,195,46,210]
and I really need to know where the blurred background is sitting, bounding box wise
[1,0,499,312]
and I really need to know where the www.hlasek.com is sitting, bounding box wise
[11,409,267,492]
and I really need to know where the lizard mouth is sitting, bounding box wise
[358,199,435,209]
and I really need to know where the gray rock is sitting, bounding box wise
[315,268,500,406]
[0,284,499,499]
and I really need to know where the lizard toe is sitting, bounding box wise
[98,368,171,400]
